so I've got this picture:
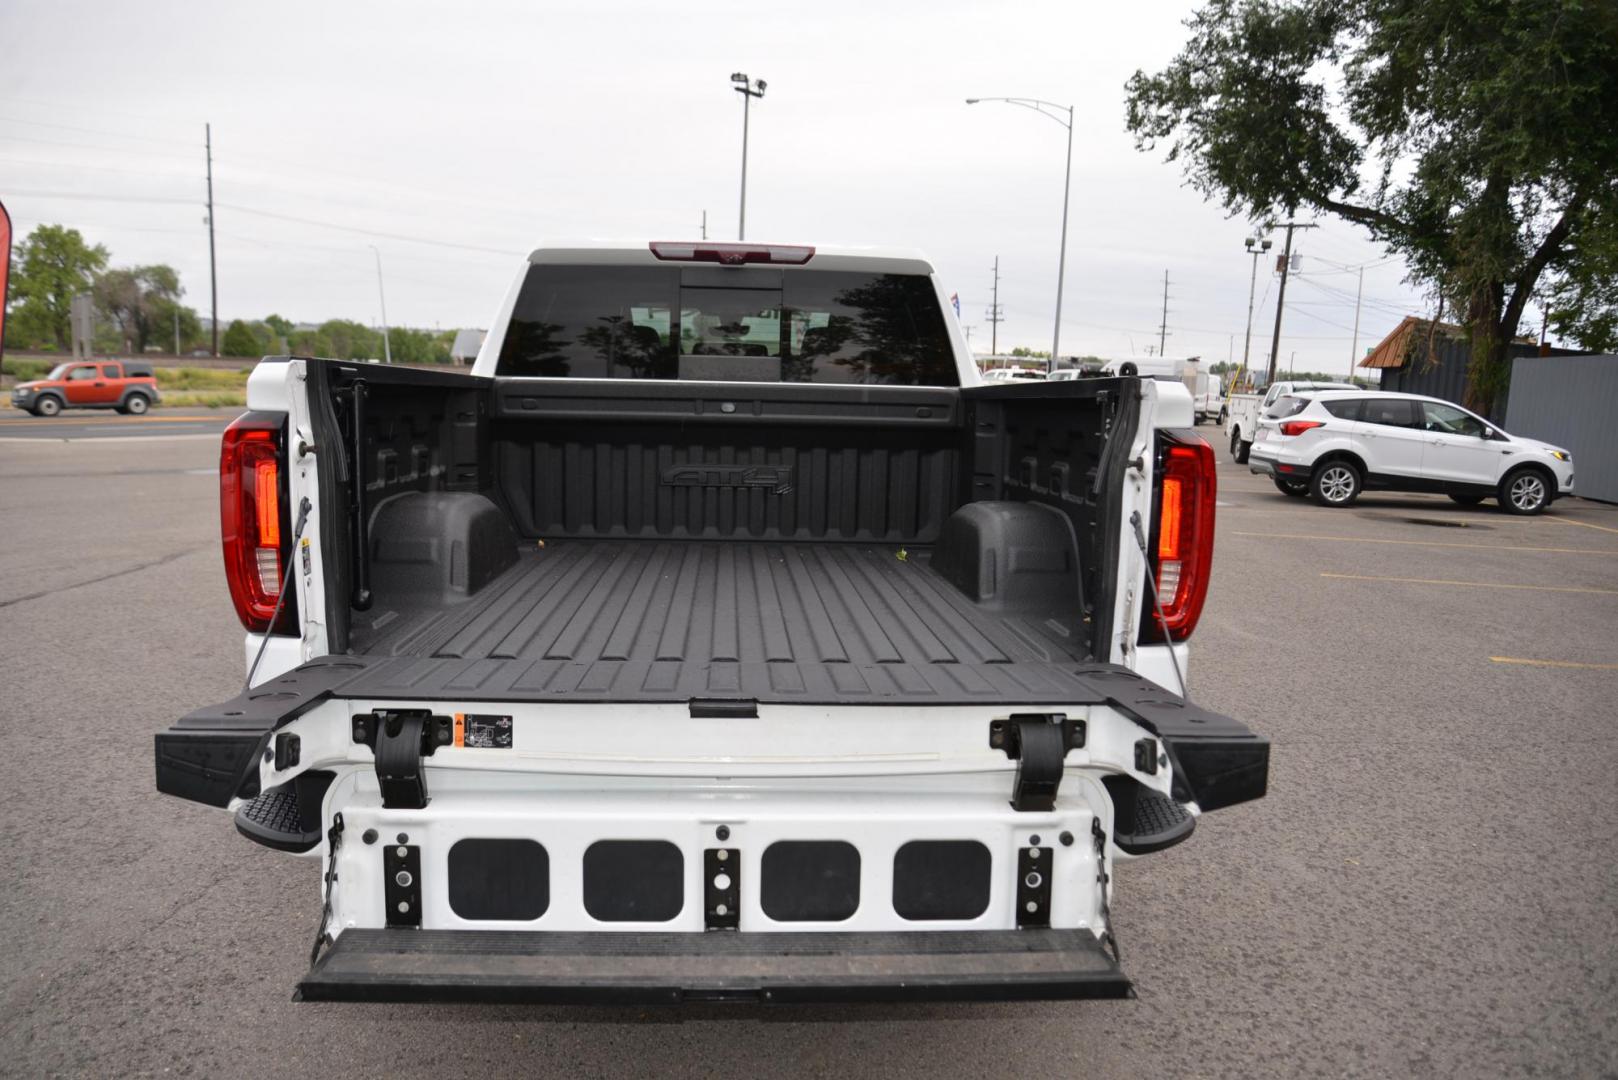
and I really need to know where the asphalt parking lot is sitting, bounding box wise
[1,430,1614,1078]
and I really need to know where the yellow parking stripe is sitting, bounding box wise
[1544,514,1618,536]
[1489,657,1618,671]
[1229,531,1617,556]
[1320,572,1618,595]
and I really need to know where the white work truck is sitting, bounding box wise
[1224,379,1357,463]
[155,241,1267,1004]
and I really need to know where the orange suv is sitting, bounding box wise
[10,360,162,417]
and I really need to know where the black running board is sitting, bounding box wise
[297,928,1131,1004]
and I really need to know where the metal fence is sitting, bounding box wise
[1505,354,1618,504]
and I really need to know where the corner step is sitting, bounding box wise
[298,928,1131,1004]
[1106,776,1196,854]
[234,784,322,853]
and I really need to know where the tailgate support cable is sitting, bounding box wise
[309,812,344,967]
[1129,510,1189,701]
[244,497,312,691]
[1093,819,1121,966]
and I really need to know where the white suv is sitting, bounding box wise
[1248,390,1574,514]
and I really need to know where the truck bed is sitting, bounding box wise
[347,540,1101,705]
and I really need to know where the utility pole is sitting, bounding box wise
[1348,264,1364,379]
[1265,220,1316,384]
[985,256,1004,355]
[701,210,707,240]
[731,73,766,241]
[205,122,218,358]
[369,245,392,364]
[173,308,180,355]
[1157,270,1171,357]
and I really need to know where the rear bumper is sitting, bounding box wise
[298,927,1130,1004]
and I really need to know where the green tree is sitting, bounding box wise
[263,313,295,341]
[1124,0,1618,413]
[221,319,264,358]
[8,225,109,349]
[317,319,381,360]
[93,264,185,353]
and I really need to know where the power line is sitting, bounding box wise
[0,113,196,148]
[2,187,197,205]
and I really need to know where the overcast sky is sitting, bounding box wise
[3,0,1470,375]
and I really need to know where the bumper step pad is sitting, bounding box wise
[234,784,322,853]
[298,928,1130,1004]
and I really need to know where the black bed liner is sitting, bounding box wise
[348,540,1093,704]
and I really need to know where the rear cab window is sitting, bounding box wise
[496,265,957,385]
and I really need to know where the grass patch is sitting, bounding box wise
[2,359,55,382]
[160,390,247,408]
[155,367,252,391]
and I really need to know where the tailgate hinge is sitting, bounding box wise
[990,714,1085,812]
[351,709,453,810]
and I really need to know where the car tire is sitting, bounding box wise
[1218,409,1228,425]
[1498,467,1551,516]
[35,395,62,417]
[1274,476,1309,497]
[122,393,151,415]
[1231,430,1250,464]
[1310,460,1361,507]
[1448,494,1486,507]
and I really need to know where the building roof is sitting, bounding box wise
[1359,316,1467,370]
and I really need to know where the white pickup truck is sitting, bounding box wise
[155,241,1267,1004]
[1224,379,1357,463]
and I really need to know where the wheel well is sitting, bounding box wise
[34,391,65,406]
[1501,461,1555,492]
[1311,450,1367,478]
[122,388,152,401]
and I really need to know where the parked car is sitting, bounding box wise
[980,365,1046,382]
[10,360,161,416]
[154,240,1267,1005]
[1224,379,1357,463]
[1248,390,1574,514]
[1195,373,1223,426]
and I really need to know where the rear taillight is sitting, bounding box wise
[648,241,815,265]
[1144,430,1217,642]
[1278,420,1325,437]
[220,411,296,634]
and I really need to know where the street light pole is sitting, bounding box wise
[966,97,1073,373]
[1238,235,1272,392]
[731,73,766,241]
[369,245,392,365]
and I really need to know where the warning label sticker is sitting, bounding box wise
[454,713,514,749]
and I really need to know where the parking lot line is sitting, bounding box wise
[1544,514,1618,536]
[1489,657,1618,671]
[1320,572,1618,595]
[1229,530,1618,556]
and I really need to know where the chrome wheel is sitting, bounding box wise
[125,394,150,415]
[1318,465,1356,503]
[1508,473,1546,512]
[1312,461,1361,507]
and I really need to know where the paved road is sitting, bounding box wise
[0,407,234,441]
[1,435,1614,1078]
